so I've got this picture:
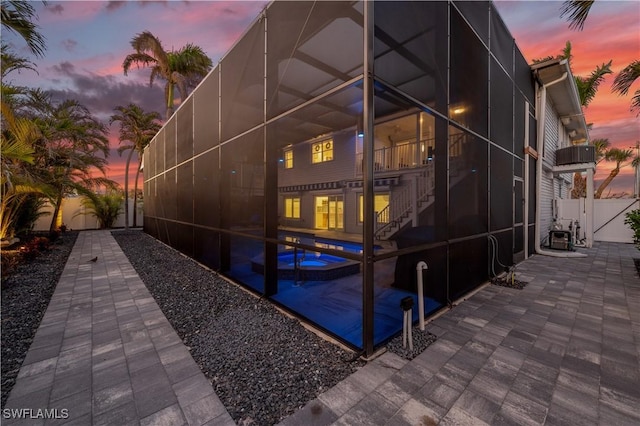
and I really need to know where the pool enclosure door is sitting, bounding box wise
[315,196,344,230]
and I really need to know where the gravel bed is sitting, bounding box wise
[1,231,78,408]
[112,230,365,426]
[386,328,437,360]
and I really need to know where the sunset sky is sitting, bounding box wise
[3,0,639,196]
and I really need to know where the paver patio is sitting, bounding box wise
[3,230,640,425]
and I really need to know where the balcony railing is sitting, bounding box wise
[355,139,434,175]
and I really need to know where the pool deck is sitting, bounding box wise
[3,230,640,425]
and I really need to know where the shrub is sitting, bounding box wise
[624,209,640,249]
[19,236,50,260]
[78,191,124,229]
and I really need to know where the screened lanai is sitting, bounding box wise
[144,1,535,356]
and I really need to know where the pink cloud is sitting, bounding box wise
[42,1,104,23]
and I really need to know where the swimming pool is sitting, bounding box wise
[278,233,378,255]
[250,248,360,281]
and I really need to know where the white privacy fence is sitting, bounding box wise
[557,198,639,244]
[32,197,143,232]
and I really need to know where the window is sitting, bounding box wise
[359,193,390,223]
[284,197,300,219]
[284,149,293,169]
[312,139,333,163]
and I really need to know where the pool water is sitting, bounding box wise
[279,233,379,255]
[250,250,360,281]
[278,253,346,266]
[289,260,327,267]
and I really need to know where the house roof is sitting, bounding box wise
[531,58,589,144]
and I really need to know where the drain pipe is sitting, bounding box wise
[535,71,587,258]
[416,261,428,330]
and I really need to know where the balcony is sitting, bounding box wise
[355,139,434,175]
[556,145,596,166]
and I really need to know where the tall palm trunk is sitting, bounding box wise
[123,148,134,230]
[595,168,621,199]
[49,188,64,233]
[132,157,142,227]
[166,83,174,120]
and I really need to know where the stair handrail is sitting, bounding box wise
[374,132,468,238]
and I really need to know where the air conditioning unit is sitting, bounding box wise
[556,145,595,165]
[549,230,572,250]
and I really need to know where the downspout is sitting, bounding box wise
[535,72,587,258]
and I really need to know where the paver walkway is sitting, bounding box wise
[4,231,640,425]
[3,230,233,425]
[283,242,640,425]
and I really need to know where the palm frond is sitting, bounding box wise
[612,60,640,96]
[0,0,47,57]
[560,0,595,31]
[1,42,37,78]
[122,52,157,76]
[604,148,634,165]
[576,60,613,107]
[129,31,169,71]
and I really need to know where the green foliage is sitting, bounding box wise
[13,194,48,237]
[79,192,124,229]
[123,31,212,119]
[624,209,640,249]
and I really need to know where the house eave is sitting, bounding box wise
[531,59,589,144]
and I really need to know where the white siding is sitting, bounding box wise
[539,99,560,244]
[543,98,558,170]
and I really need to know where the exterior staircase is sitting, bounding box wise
[374,136,469,240]
[374,164,435,240]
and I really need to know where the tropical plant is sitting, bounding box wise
[0,0,46,57]
[78,191,124,229]
[0,57,43,240]
[560,0,595,31]
[559,41,613,108]
[612,60,640,116]
[624,208,640,248]
[122,31,212,119]
[539,42,612,199]
[25,94,115,232]
[109,104,161,229]
[560,1,639,115]
[595,148,634,199]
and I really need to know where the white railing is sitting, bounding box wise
[375,165,435,236]
[355,139,434,175]
[373,133,469,238]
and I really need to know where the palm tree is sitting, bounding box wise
[632,147,640,197]
[110,104,161,229]
[560,1,639,115]
[28,96,114,232]
[0,0,46,57]
[77,191,124,229]
[540,42,612,199]
[595,148,634,199]
[0,47,43,239]
[122,31,212,119]
[612,60,640,116]
[559,41,612,108]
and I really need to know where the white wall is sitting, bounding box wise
[558,198,638,243]
[32,198,143,231]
